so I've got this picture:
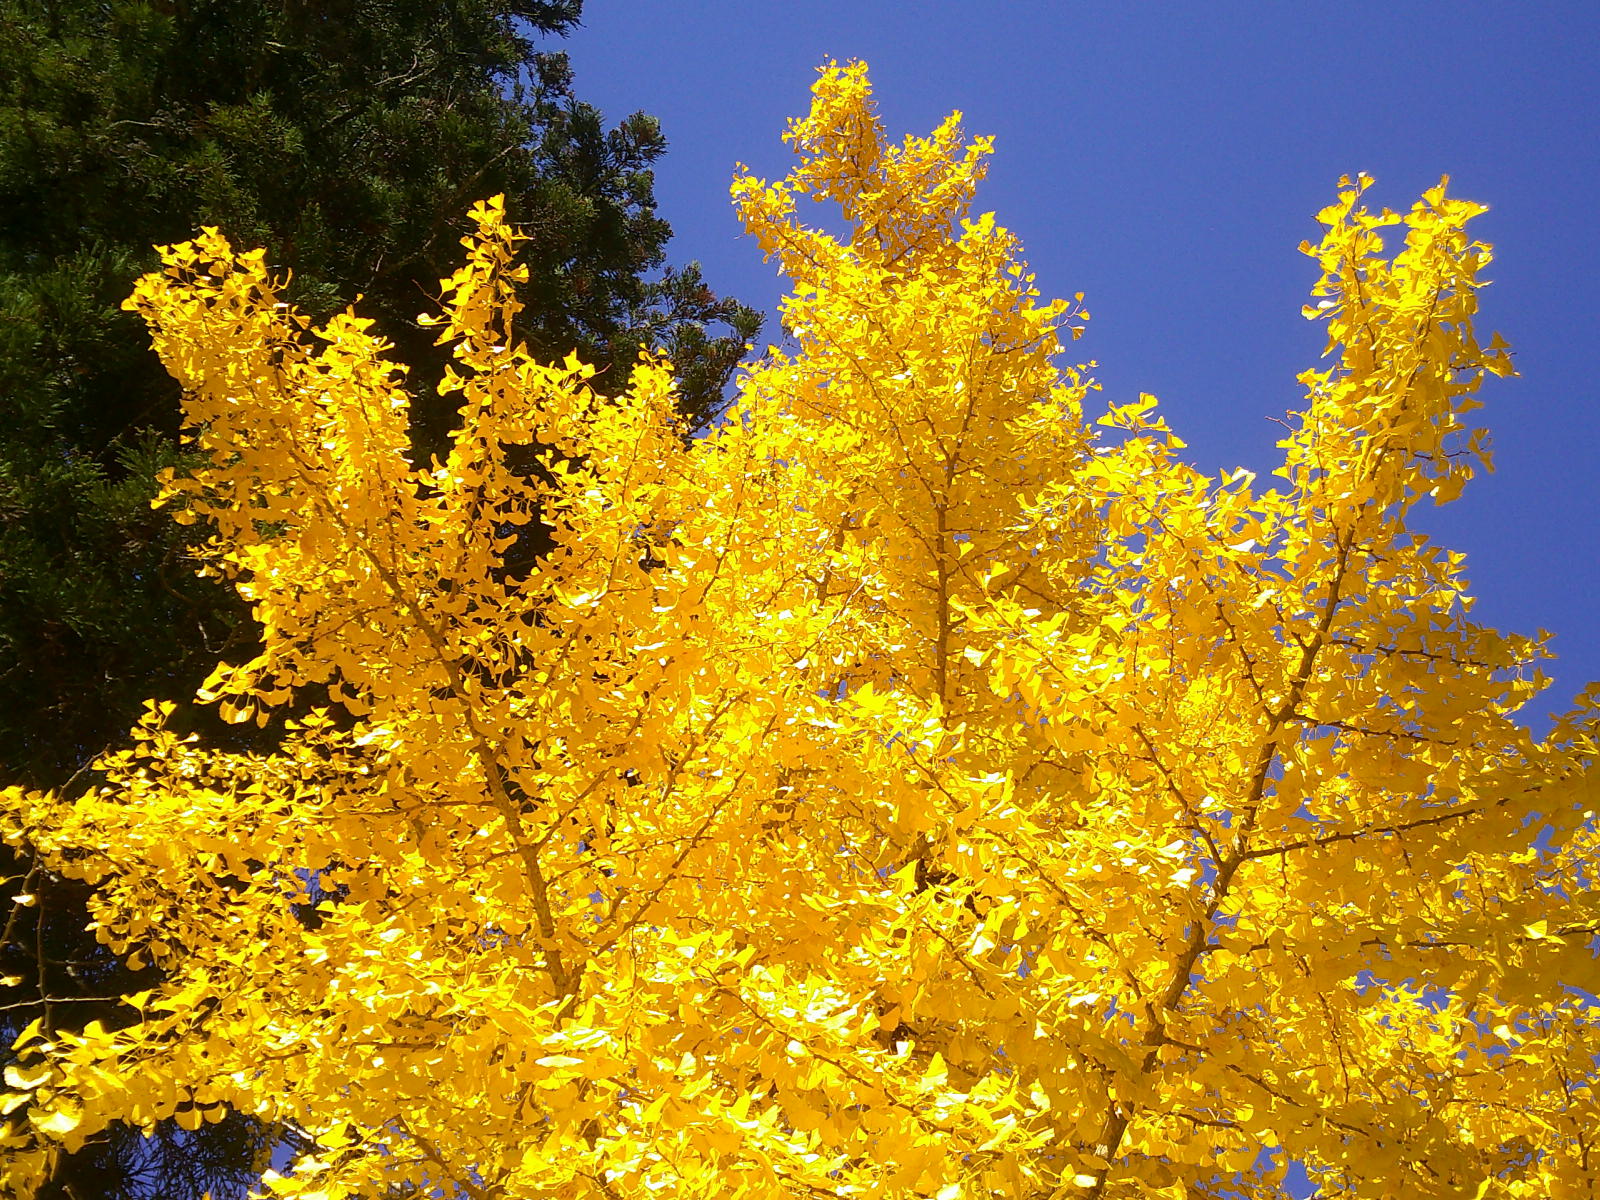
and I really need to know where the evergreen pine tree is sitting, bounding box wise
[0,3,757,1195]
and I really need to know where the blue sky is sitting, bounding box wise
[566,1,1600,720]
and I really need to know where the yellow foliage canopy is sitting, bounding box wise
[4,61,1598,1200]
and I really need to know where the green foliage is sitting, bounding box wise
[0,0,757,788]
[0,3,757,1195]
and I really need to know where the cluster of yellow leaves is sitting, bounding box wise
[3,60,1598,1200]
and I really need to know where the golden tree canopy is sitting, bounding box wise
[4,61,1597,1200]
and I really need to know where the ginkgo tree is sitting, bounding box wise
[4,60,1598,1200]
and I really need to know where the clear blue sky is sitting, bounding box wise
[567,1,1600,720]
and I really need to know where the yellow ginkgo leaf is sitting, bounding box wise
[0,55,1589,1200]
